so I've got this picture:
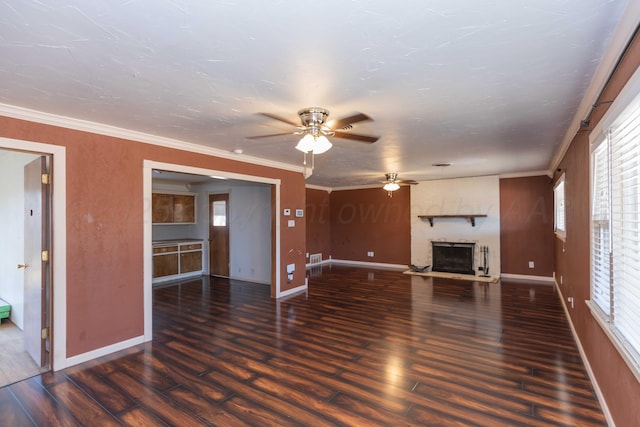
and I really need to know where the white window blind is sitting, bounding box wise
[610,102,640,362]
[591,140,610,315]
[591,96,640,366]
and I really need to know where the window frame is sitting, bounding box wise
[553,173,566,240]
[587,65,640,383]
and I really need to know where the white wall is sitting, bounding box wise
[0,150,40,329]
[410,175,501,275]
[194,181,272,285]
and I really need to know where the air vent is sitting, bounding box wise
[309,253,322,264]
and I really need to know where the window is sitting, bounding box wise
[212,200,227,226]
[591,140,610,314]
[554,173,566,239]
[589,73,640,376]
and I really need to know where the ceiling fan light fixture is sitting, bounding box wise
[295,134,315,153]
[383,182,400,192]
[313,135,332,154]
[295,133,332,154]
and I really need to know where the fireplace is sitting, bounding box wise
[431,241,475,275]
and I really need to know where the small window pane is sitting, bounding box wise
[213,200,226,226]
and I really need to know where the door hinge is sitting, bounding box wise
[41,173,50,185]
[41,328,49,340]
[41,250,49,262]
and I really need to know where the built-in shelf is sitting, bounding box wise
[418,214,488,227]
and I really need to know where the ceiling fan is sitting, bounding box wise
[248,107,379,155]
[382,173,418,197]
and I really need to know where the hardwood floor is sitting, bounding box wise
[0,266,606,426]
[0,321,48,387]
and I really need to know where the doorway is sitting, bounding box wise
[143,161,281,340]
[0,149,52,386]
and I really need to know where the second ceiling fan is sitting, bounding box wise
[382,173,418,197]
[248,107,379,154]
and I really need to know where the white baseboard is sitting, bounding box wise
[277,283,308,299]
[500,273,554,282]
[553,279,614,427]
[65,335,146,369]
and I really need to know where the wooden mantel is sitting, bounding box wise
[418,214,488,227]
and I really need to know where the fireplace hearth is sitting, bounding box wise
[431,241,475,275]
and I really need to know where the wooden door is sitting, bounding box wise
[23,156,50,367]
[209,194,230,277]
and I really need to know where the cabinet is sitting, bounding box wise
[153,245,179,278]
[179,243,203,273]
[152,193,196,224]
[152,240,203,281]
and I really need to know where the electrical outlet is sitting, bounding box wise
[528,261,535,268]
[367,251,374,257]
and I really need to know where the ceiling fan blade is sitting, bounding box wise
[329,113,372,130]
[332,130,378,143]
[246,132,295,139]
[257,112,299,127]
[398,180,419,185]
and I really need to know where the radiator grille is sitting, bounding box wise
[309,253,322,264]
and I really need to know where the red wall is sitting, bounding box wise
[0,116,306,357]
[305,188,331,260]
[329,187,411,265]
[499,176,554,276]
[554,32,640,426]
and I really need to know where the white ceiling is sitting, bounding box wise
[0,0,636,188]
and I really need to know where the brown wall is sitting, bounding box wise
[499,176,554,276]
[554,32,640,426]
[0,116,306,358]
[329,187,411,265]
[305,188,331,260]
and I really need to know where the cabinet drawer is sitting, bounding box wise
[181,243,202,251]
[153,245,179,254]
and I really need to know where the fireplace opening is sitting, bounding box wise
[431,241,475,275]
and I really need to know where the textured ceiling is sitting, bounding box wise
[0,0,635,187]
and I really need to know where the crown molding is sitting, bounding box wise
[499,170,552,179]
[550,1,640,171]
[330,184,385,192]
[0,103,305,174]
[305,184,333,192]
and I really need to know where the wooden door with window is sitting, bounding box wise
[209,194,230,277]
